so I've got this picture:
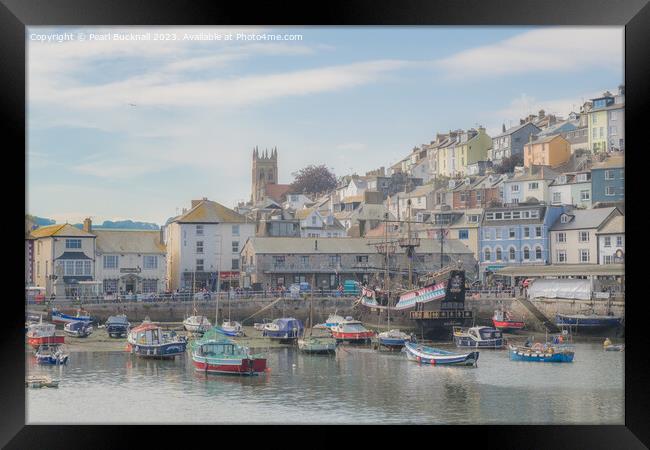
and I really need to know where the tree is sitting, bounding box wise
[495,154,523,174]
[289,165,337,196]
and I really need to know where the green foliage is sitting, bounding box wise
[494,155,524,174]
[289,165,337,196]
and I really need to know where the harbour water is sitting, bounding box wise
[27,341,623,424]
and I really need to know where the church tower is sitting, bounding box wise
[251,146,278,204]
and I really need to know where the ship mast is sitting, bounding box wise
[385,212,390,328]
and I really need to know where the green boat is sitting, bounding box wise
[298,276,337,355]
[190,327,268,375]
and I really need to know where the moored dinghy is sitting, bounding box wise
[64,321,93,338]
[51,307,92,325]
[35,344,69,365]
[453,326,505,349]
[183,315,212,334]
[127,320,187,359]
[378,329,411,349]
[263,318,304,343]
[508,342,574,363]
[330,319,374,343]
[220,321,244,337]
[404,342,479,366]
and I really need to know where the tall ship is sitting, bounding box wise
[355,202,473,340]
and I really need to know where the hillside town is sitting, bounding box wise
[25,87,624,301]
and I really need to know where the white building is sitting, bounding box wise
[596,215,624,265]
[94,228,167,295]
[282,193,313,211]
[164,198,255,291]
[295,207,346,238]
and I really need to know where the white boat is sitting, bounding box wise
[262,322,280,333]
[298,336,337,354]
[377,329,411,348]
[183,315,212,333]
[221,321,244,336]
[315,314,347,330]
[35,344,69,365]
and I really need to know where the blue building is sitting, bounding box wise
[489,122,541,164]
[479,203,566,282]
[591,155,624,204]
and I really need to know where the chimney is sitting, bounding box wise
[83,217,92,233]
[159,227,164,245]
[538,109,545,119]
[520,119,525,125]
[191,199,202,209]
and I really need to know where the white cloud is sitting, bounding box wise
[437,27,623,79]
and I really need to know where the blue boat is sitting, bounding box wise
[262,318,304,342]
[555,312,623,330]
[453,326,505,349]
[51,307,92,325]
[508,344,574,363]
[378,329,411,349]
[404,342,479,366]
[127,321,187,359]
[35,344,69,365]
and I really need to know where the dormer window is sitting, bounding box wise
[560,214,571,224]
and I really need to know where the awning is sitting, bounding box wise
[55,252,93,260]
[494,264,624,277]
[528,279,591,300]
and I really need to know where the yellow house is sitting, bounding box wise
[588,109,608,153]
[523,135,571,169]
[457,127,492,176]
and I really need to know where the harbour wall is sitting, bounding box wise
[28,296,623,331]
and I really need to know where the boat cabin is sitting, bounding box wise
[132,325,164,345]
[197,341,246,357]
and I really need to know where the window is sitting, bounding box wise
[522,211,530,219]
[580,190,590,201]
[484,248,491,261]
[66,239,81,249]
[553,192,562,204]
[496,248,502,261]
[143,255,157,269]
[495,212,503,220]
[476,191,482,202]
[609,126,617,135]
[579,231,589,242]
[603,236,611,247]
[616,236,623,247]
[528,182,539,190]
[356,255,368,263]
[605,170,614,180]
[604,255,613,264]
[485,212,494,220]
[196,241,204,254]
[512,211,521,219]
[196,259,204,271]
[557,250,567,263]
[65,260,74,275]
[458,229,469,240]
[503,212,512,220]
[468,215,479,223]
[103,279,118,294]
[524,227,530,238]
[301,255,310,265]
[530,211,539,219]
[311,215,317,225]
[75,260,84,276]
[557,232,566,243]
[535,226,542,238]
[509,248,516,261]
[103,255,118,269]
[329,255,341,267]
[535,247,543,260]
[599,127,604,138]
[605,186,615,196]
[273,256,285,267]
[196,225,203,236]
[511,185,520,192]
[509,228,516,239]
[232,241,239,253]
[579,249,590,263]
[84,261,91,275]
[142,279,158,293]
[495,229,502,239]
[592,128,597,139]
[36,261,40,277]
[232,225,240,236]
[232,259,239,270]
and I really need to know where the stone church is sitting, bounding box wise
[251,147,290,205]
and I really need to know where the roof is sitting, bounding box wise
[243,237,473,255]
[30,223,95,239]
[402,184,435,198]
[294,207,317,220]
[264,184,291,203]
[596,215,624,235]
[483,205,547,226]
[448,209,484,228]
[495,264,624,277]
[94,229,166,254]
[175,199,247,224]
[591,156,624,170]
[509,166,559,182]
[493,121,540,139]
[550,207,619,231]
[341,194,364,203]
[55,251,93,260]
[525,134,568,145]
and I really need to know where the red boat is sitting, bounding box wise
[191,336,267,376]
[492,310,525,331]
[26,320,65,349]
[330,319,375,343]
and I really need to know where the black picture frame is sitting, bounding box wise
[1,0,648,447]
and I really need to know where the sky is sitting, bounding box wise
[26,26,624,225]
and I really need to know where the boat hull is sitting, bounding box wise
[492,319,525,331]
[106,325,129,338]
[331,330,374,343]
[509,348,574,363]
[52,311,92,325]
[192,356,267,375]
[298,339,337,354]
[378,337,408,348]
[404,343,479,366]
[127,341,187,359]
[453,336,505,349]
[27,335,65,349]
[36,355,68,365]
[555,314,623,330]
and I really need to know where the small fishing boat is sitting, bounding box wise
[35,344,69,365]
[298,336,337,354]
[26,375,60,388]
[191,332,267,375]
[254,319,272,331]
[127,321,187,359]
[183,315,212,334]
[321,314,347,330]
[453,326,505,349]
[404,342,479,366]
[106,315,130,338]
[51,307,92,325]
[603,338,624,352]
[220,321,244,337]
[555,312,623,330]
[330,319,374,343]
[508,342,574,363]
[262,317,304,342]
[64,321,93,338]
[377,329,411,349]
[26,318,65,348]
[492,310,525,331]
